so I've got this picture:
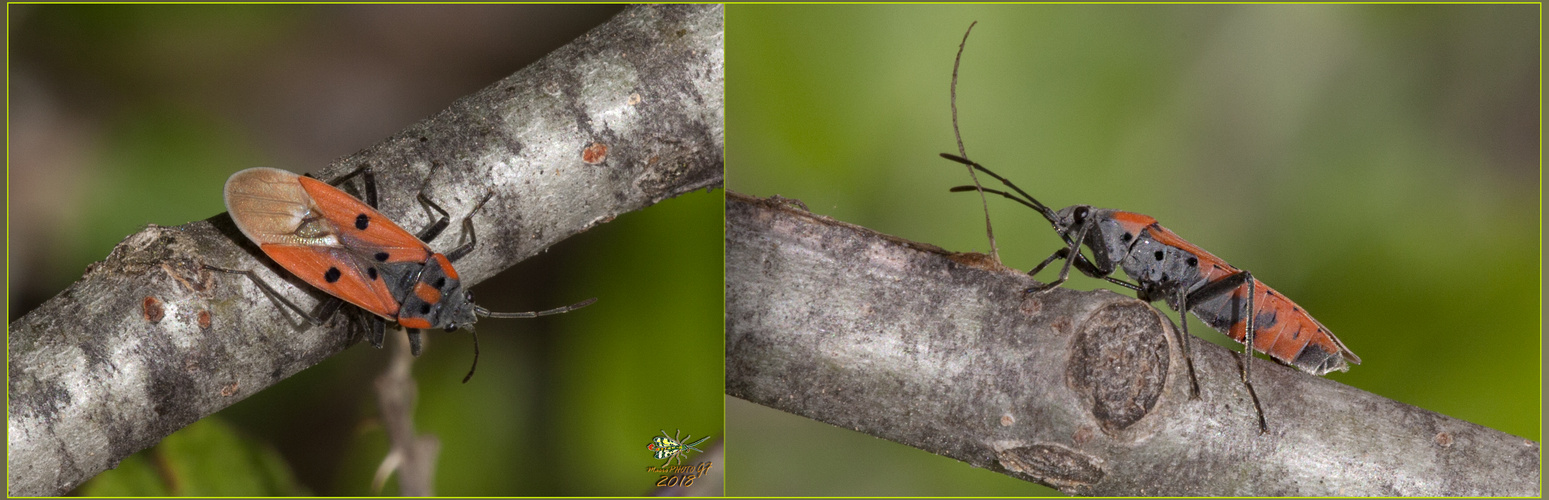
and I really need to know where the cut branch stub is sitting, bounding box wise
[1067,300,1170,435]
[725,191,1538,496]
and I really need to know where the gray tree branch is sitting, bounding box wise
[7,5,723,496]
[725,191,1538,496]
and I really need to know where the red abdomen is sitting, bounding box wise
[1122,219,1361,376]
[1188,277,1360,375]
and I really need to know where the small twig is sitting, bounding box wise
[372,329,440,496]
[725,192,1539,497]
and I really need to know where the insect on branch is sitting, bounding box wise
[7,5,724,496]
[725,191,1538,497]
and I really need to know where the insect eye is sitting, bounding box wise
[1073,206,1089,222]
[445,324,458,332]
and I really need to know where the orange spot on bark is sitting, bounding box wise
[143,297,164,323]
[582,142,608,164]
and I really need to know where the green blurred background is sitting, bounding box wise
[726,4,1537,496]
[10,5,723,496]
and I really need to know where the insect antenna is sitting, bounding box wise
[947,185,1047,213]
[940,153,1061,229]
[945,20,1001,261]
[462,330,481,383]
[474,297,598,319]
[461,298,595,383]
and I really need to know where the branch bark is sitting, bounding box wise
[7,5,723,496]
[725,191,1538,496]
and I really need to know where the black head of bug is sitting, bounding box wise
[1048,204,1096,239]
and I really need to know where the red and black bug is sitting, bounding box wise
[941,24,1358,433]
[212,166,596,382]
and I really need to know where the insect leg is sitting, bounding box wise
[1026,221,1091,294]
[1098,275,1142,292]
[1172,288,1202,399]
[1027,246,1068,277]
[359,307,387,349]
[405,328,423,357]
[204,264,344,327]
[444,193,496,263]
[1241,272,1267,433]
[323,164,381,209]
[205,265,396,351]
[1235,346,1269,434]
[405,162,460,242]
[1183,270,1269,433]
[1031,246,1140,292]
[412,193,452,243]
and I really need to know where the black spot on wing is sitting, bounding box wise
[367,267,378,280]
[355,214,369,230]
[324,267,341,283]
[375,252,389,262]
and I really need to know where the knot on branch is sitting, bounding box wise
[87,225,179,276]
[1066,300,1169,435]
[992,441,1105,491]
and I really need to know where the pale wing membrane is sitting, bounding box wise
[224,168,335,246]
[225,167,402,319]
